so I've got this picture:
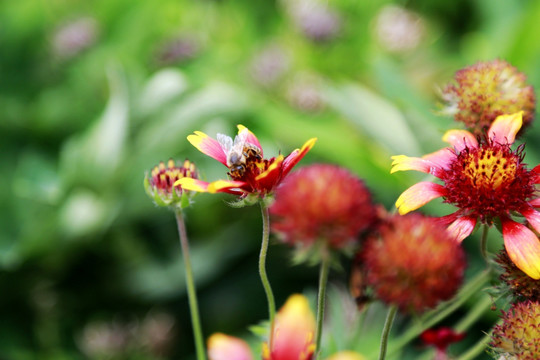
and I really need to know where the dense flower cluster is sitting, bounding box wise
[270,164,376,250]
[441,59,536,135]
[361,213,466,313]
[496,250,540,302]
[490,300,540,359]
[144,159,198,208]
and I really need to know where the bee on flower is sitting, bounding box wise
[391,112,540,279]
[176,125,316,201]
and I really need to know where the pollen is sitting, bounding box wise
[462,148,517,189]
[441,142,535,221]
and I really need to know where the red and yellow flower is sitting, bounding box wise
[207,333,253,360]
[207,294,316,360]
[176,125,316,198]
[391,112,540,279]
[262,294,316,360]
[144,159,198,208]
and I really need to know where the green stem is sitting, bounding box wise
[480,225,490,263]
[382,268,492,358]
[175,211,206,360]
[378,305,398,360]
[314,249,331,359]
[259,201,276,346]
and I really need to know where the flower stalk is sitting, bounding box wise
[315,248,331,359]
[378,305,398,360]
[259,201,276,346]
[175,210,206,360]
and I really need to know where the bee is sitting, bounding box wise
[227,143,263,179]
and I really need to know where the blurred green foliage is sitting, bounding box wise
[2,0,540,359]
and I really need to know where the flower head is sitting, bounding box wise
[362,213,466,313]
[207,333,253,360]
[495,250,540,302]
[177,125,316,200]
[263,294,316,360]
[391,112,540,279]
[270,164,376,251]
[441,60,535,135]
[490,300,540,359]
[144,159,198,209]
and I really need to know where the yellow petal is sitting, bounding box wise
[488,112,523,145]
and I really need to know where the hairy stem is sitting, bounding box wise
[259,201,276,347]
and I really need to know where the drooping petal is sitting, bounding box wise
[281,138,317,177]
[207,333,253,360]
[442,129,478,151]
[175,178,211,192]
[188,131,228,166]
[501,218,540,280]
[488,112,523,145]
[326,351,366,360]
[237,125,263,155]
[207,179,247,194]
[447,215,477,243]
[395,182,445,215]
[263,294,316,360]
[520,207,540,234]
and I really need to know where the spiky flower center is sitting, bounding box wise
[150,159,198,194]
[442,142,535,220]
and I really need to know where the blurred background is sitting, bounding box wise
[3,0,540,359]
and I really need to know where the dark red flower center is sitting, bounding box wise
[441,142,536,221]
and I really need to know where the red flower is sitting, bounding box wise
[263,294,316,360]
[270,164,376,250]
[206,295,316,360]
[144,159,198,208]
[392,112,540,279]
[362,213,466,313]
[176,125,316,198]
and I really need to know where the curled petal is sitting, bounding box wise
[447,216,477,243]
[488,112,523,145]
[188,131,228,166]
[281,138,317,177]
[237,125,263,155]
[442,130,478,151]
[175,178,211,192]
[207,180,247,194]
[521,207,540,234]
[395,182,445,215]
[501,218,540,280]
[207,333,253,360]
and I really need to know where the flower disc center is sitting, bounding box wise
[463,148,517,189]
